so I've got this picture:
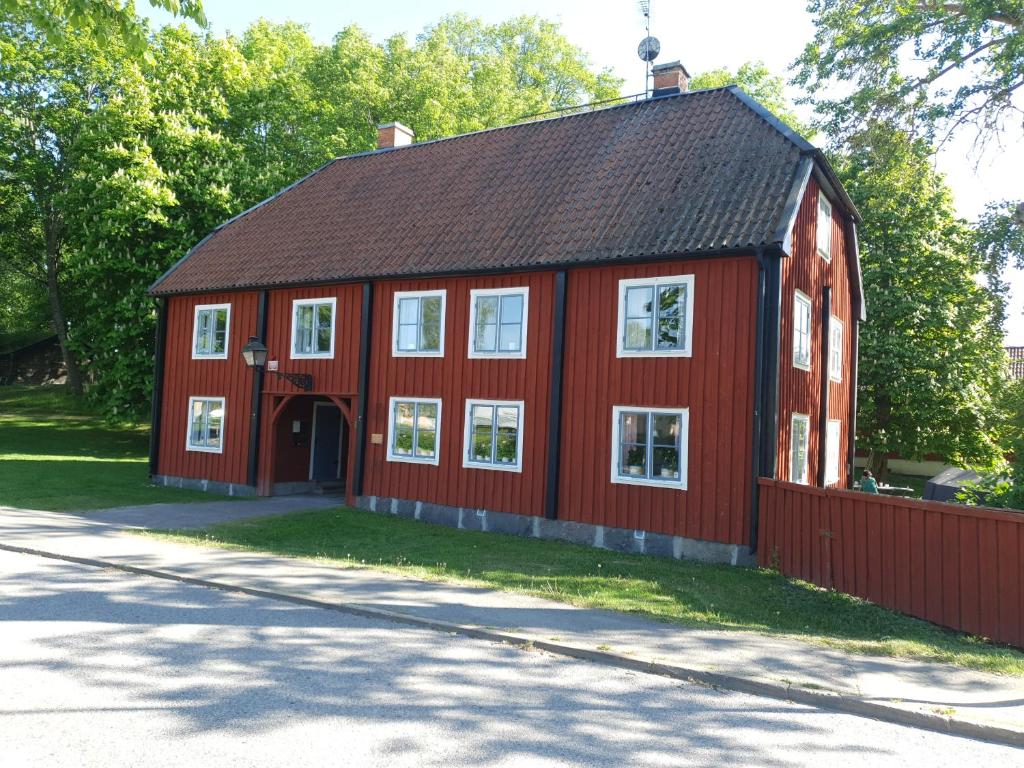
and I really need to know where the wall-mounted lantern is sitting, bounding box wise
[241,336,314,391]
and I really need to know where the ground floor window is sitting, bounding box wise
[187,397,225,453]
[387,397,441,465]
[463,399,524,471]
[791,413,810,484]
[610,406,688,489]
[825,419,841,486]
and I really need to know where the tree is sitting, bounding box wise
[794,1,1023,149]
[690,61,810,136]
[834,122,1008,475]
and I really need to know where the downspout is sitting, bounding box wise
[817,286,832,487]
[848,316,861,487]
[246,290,269,489]
[544,270,568,520]
[760,244,783,481]
[352,281,374,498]
[749,248,767,551]
[148,297,168,478]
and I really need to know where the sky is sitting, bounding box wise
[144,0,1024,343]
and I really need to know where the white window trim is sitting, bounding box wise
[817,191,832,261]
[185,396,225,454]
[790,413,810,485]
[462,398,525,473]
[829,315,843,382]
[615,274,695,358]
[290,297,337,360]
[609,405,689,490]
[825,418,842,486]
[793,290,812,372]
[467,287,529,360]
[386,396,442,466]
[191,303,231,360]
[392,289,447,358]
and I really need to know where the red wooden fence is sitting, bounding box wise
[757,478,1024,649]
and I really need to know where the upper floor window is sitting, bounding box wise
[469,287,528,358]
[192,304,230,359]
[186,396,225,453]
[825,419,841,486]
[463,399,523,472]
[616,274,694,358]
[291,297,336,359]
[793,291,812,371]
[610,406,688,490]
[829,316,843,382]
[817,192,832,261]
[387,397,441,465]
[790,413,810,484]
[393,290,445,357]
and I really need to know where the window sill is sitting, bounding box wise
[467,351,527,360]
[793,360,811,372]
[290,352,334,360]
[462,459,523,473]
[611,474,687,490]
[191,352,229,360]
[186,445,223,454]
[616,349,693,359]
[392,350,445,358]
[387,453,440,466]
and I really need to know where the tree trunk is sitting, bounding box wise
[867,449,888,480]
[44,251,83,395]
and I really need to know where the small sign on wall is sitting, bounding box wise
[268,360,279,371]
[370,433,384,445]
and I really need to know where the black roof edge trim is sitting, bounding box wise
[771,157,814,255]
[148,157,342,293]
[148,246,761,298]
[726,86,817,154]
[811,153,862,223]
[847,219,867,322]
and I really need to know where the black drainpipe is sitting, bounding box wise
[748,248,767,551]
[148,297,168,478]
[848,318,861,487]
[352,281,374,498]
[817,286,832,487]
[246,290,269,488]
[544,270,568,520]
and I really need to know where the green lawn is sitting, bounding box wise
[154,505,1024,676]
[0,385,220,510]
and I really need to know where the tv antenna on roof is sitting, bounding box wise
[637,1,660,97]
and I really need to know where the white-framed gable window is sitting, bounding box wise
[469,287,528,358]
[610,405,688,489]
[463,399,524,472]
[825,419,842,486]
[186,396,225,453]
[386,397,441,465]
[790,413,810,484]
[617,274,694,357]
[817,191,832,261]
[793,290,812,371]
[192,304,230,359]
[291,297,336,359]
[829,316,843,382]
[393,290,445,357]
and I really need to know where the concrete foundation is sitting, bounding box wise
[152,474,257,498]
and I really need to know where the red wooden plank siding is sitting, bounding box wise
[758,478,1024,649]
[158,291,260,485]
[777,177,855,488]
[557,256,759,544]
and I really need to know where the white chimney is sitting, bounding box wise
[377,122,415,149]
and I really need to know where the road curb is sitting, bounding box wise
[3,541,1021,749]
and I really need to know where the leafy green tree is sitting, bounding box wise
[690,61,810,136]
[834,122,1008,476]
[794,0,1023,148]
[957,378,1024,510]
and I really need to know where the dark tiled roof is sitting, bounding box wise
[1009,347,1024,380]
[151,87,810,295]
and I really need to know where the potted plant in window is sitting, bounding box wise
[626,447,645,476]
[660,453,678,479]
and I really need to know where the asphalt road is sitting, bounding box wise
[0,549,1019,767]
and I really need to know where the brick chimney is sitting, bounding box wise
[377,122,415,149]
[651,61,690,97]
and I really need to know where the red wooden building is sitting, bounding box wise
[148,63,865,563]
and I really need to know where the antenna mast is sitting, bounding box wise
[636,2,660,97]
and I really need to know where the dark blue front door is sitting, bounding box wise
[311,405,342,482]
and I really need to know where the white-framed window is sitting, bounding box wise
[186,396,225,453]
[817,191,832,261]
[829,316,843,382]
[386,397,441,465]
[393,290,446,357]
[825,419,842,486]
[463,399,524,472]
[468,287,528,359]
[291,297,336,359]
[790,413,810,484]
[610,405,689,490]
[616,274,694,357]
[793,290,812,371]
[192,303,230,359]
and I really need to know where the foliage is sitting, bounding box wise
[958,378,1024,510]
[794,0,1024,149]
[690,60,810,136]
[834,122,1008,473]
[154,506,1024,675]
